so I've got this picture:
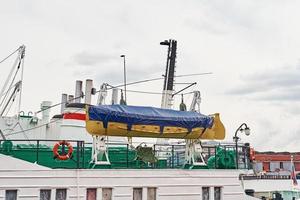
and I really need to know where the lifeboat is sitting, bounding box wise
[85,105,225,140]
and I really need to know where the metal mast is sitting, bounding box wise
[160,39,177,109]
[156,39,177,148]
[0,45,26,117]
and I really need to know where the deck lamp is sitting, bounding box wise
[160,40,170,46]
[233,123,250,169]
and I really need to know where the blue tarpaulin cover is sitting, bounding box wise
[88,105,214,132]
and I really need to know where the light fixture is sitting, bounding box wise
[233,123,250,169]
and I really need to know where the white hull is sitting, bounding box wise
[0,170,246,200]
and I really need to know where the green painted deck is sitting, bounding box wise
[0,140,252,170]
[0,141,171,169]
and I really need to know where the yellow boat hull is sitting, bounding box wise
[86,113,225,140]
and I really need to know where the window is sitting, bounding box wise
[102,188,112,200]
[133,188,143,200]
[280,162,283,169]
[40,189,51,200]
[263,162,270,171]
[214,187,221,200]
[56,189,67,200]
[86,188,97,200]
[202,187,209,200]
[147,187,156,200]
[5,190,17,200]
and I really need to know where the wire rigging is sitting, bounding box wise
[0,61,22,108]
[7,76,201,136]
[0,47,20,65]
[34,73,209,114]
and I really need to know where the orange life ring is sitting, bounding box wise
[53,141,73,160]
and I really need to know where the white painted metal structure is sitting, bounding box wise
[97,83,108,105]
[75,80,83,104]
[61,94,68,114]
[189,91,201,113]
[84,79,93,105]
[184,91,206,167]
[0,157,250,200]
[111,88,119,105]
[160,90,173,109]
[60,106,92,143]
[41,101,52,123]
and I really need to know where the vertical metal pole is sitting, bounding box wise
[124,57,127,103]
[171,145,174,168]
[244,146,247,169]
[120,55,127,103]
[78,141,81,169]
[126,144,129,168]
[81,141,85,168]
[233,123,250,169]
[214,146,217,168]
[17,46,25,118]
[77,141,80,169]
[153,145,156,168]
[235,140,238,169]
[36,140,39,164]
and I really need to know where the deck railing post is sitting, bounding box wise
[77,141,80,169]
[82,141,85,168]
[126,144,129,168]
[214,146,217,169]
[36,140,39,164]
[153,145,156,168]
[171,145,174,168]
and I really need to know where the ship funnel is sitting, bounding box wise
[61,93,68,113]
[41,101,52,122]
[111,88,118,105]
[75,80,83,103]
[85,79,93,104]
[68,95,74,103]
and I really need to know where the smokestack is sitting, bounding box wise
[61,93,68,113]
[111,88,119,105]
[68,95,74,103]
[85,79,93,104]
[75,80,83,103]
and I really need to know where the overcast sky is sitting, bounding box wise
[1,0,300,151]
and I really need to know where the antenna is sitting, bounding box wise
[120,55,127,104]
[160,39,177,109]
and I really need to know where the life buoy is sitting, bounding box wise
[53,141,73,160]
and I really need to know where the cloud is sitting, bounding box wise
[227,63,300,101]
[183,1,265,35]
[68,51,163,85]
[94,67,154,85]
[71,51,116,66]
